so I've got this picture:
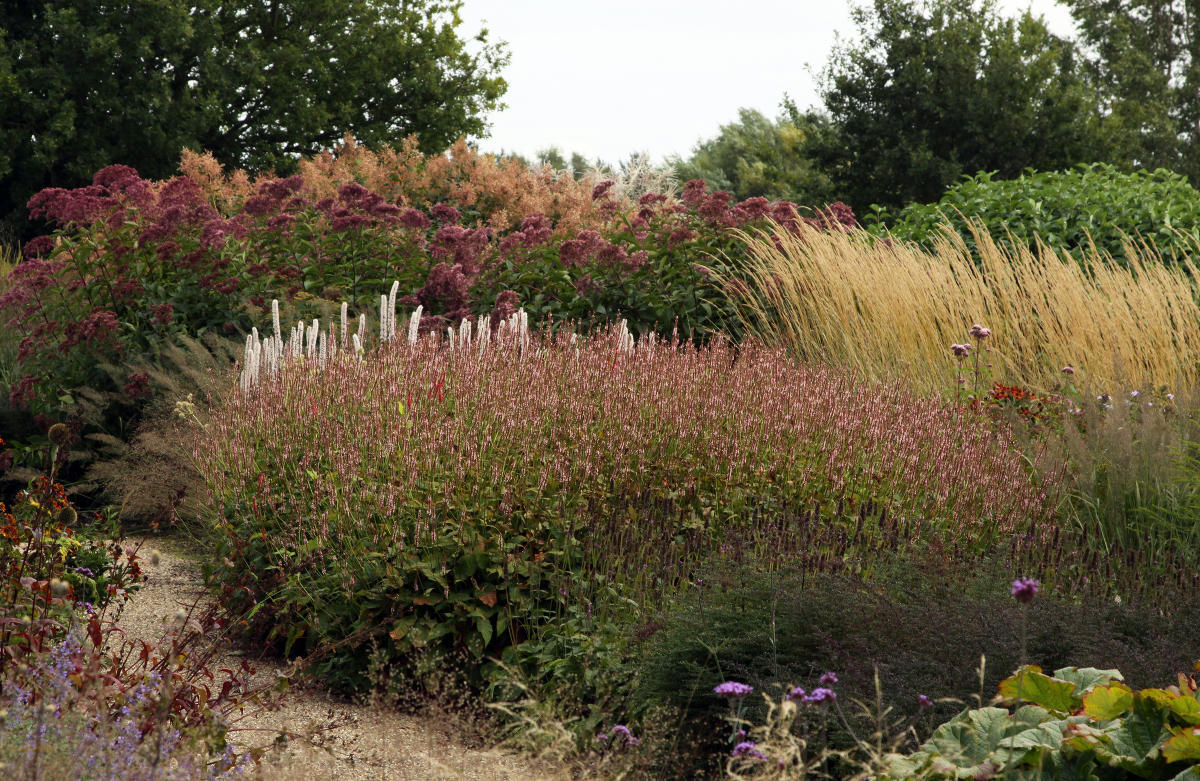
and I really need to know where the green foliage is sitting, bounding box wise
[0,435,144,670]
[0,0,508,238]
[637,560,1200,768]
[533,148,603,179]
[819,0,1108,213]
[1061,0,1200,183]
[670,100,841,206]
[871,164,1200,266]
[888,666,1200,779]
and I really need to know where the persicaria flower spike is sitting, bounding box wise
[714,681,753,697]
[1011,577,1039,603]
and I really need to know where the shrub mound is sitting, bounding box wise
[190,314,1060,698]
[871,163,1200,267]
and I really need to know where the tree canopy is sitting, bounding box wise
[669,99,842,207]
[1060,0,1200,180]
[0,0,508,238]
[816,0,1107,212]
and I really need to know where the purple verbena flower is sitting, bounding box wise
[818,672,838,686]
[714,681,753,698]
[806,687,836,704]
[919,694,933,707]
[732,741,766,760]
[1011,577,1039,603]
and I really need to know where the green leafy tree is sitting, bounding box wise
[670,99,842,206]
[1061,0,1200,181]
[0,0,508,238]
[820,0,1108,212]
[534,147,600,179]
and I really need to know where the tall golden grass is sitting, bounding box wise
[0,241,16,294]
[722,221,1200,396]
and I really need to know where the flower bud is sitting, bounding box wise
[47,423,71,447]
[49,578,69,598]
[56,506,77,526]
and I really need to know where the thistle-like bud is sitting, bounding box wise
[47,423,71,447]
[56,506,77,526]
[49,578,69,598]
[149,549,162,566]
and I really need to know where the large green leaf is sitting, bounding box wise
[927,707,1013,766]
[1056,667,1125,698]
[1033,750,1105,781]
[1165,696,1200,726]
[998,667,1082,714]
[1084,683,1135,721]
[1164,731,1200,764]
[1107,697,1171,773]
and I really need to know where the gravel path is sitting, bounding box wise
[117,535,569,781]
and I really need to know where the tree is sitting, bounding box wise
[0,0,508,239]
[670,99,842,207]
[819,0,1108,212]
[1060,0,1200,180]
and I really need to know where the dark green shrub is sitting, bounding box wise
[637,556,1200,767]
[870,164,1200,266]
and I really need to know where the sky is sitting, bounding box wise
[456,0,1081,166]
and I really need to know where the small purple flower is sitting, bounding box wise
[714,681,753,698]
[596,732,608,742]
[918,694,932,708]
[611,724,631,739]
[785,686,806,701]
[806,687,836,704]
[732,741,767,760]
[1011,577,1039,603]
[819,672,838,686]
[73,567,94,577]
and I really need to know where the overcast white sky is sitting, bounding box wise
[457,1,1080,165]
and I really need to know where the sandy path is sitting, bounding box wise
[116,535,569,781]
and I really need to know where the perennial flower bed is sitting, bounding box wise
[189,304,1063,695]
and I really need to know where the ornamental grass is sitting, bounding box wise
[724,221,1200,397]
